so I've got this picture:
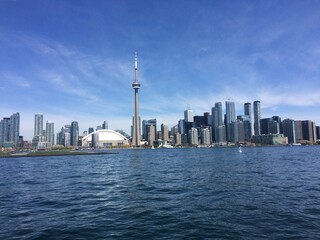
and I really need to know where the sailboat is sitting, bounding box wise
[238,146,242,153]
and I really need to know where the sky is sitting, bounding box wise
[1,0,320,140]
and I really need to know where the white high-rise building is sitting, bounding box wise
[201,128,211,145]
[34,113,43,137]
[189,127,198,145]
[184,108,193,122]
[46,121,54,148]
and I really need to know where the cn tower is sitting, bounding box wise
[132,52,141,147]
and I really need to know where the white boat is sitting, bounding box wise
[238,146,242,153]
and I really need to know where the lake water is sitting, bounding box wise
[1,146,320,239]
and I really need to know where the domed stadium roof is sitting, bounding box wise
[82,129,130,147]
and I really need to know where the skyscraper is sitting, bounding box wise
[212,102,225,144]
[34,113,43,137]
[184,108,193,122]
[225,100,236,142]
[253,101,261,135]
[282,119,296,144]
[132,52,141,147]
[71,121,79,147]
[189,127,198,145]
[142,119,157,140]
[244,102,252,138]
[10,113,20,147]
[161,124,169,141]
[0,113,20,147]
[46,121,54,148]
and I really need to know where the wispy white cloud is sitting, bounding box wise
[0,72,31,88]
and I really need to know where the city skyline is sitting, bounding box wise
[1,1,320,139]
[1,97,319,144]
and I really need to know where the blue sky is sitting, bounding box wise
[1,0,320,140]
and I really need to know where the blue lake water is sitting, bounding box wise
[1,146,320,239]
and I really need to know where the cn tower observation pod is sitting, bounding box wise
[82,129,130,147]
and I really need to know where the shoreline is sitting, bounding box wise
[0,151,118,158]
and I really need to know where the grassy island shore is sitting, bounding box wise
[0,150,118,158]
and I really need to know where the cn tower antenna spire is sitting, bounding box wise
[135,52,138,70]
[134,52,138,83]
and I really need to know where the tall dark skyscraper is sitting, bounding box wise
[132,52,141,147]
[225,100,235,142]
[253,101,261,135]
[71,121,79,147]
[282,119,296,144]
[244,102,253,139]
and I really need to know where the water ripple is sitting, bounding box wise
[1,146,320,239]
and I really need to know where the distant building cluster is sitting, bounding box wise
[136,100,320,147]
[1,99,319,150]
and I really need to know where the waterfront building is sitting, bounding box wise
[174,132,181,145]
[229,121,239,143]
[147,125,156,145]
[237,120,245,143]
[225,100,236,142]
[272,116,282,133]
[32,135,46,150]
[295,120,316,144]
[64,132,71,147]
[244,103,252,122]
[57,125,71,147]
[214,102,224,126]
[253,101,261,135]
[252,134,288,145]
[215,125,226,145]
[34,113,43,137]
[71,121,79,147]
[161,124,169,141]
[178,119,185,134]
[282,119,296,144]
[181,133,188,144]
[244,102,253,137]
[201,128,211,145]
[194,114,208,128]
[132,52,141,147]
[170,125,179,137]
[10,113,20,147]
[45,121,54,148]
[237,115,252,142]
[260,118,271,135]
[316,126,320,140]
[212,102,224,143]
[268,120,280,134]
[142,119,157,140]
[0,113,20,147]
[189,127,198,145]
